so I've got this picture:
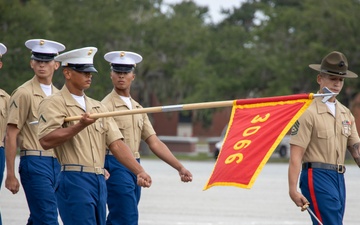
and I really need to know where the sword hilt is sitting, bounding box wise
[301,202,310,212]
[301,202,324,225]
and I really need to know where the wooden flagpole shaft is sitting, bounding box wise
[64,100,234,122]
[27,92,332,124]
[63,92,335,122]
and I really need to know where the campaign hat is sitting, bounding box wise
[309,51,358,78]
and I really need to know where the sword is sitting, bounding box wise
[302,203,323,225]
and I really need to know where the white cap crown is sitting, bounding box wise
[55,47,98,66]
[104,51,142,65]
[55,47,98,73]
[0,43,7,57]
[25,39,65,54]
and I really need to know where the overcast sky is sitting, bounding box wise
[162,0,244,23]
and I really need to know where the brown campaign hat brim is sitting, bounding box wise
[309,64,358,78]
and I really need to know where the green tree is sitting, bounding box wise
[133,1,212,106]
[252,0,360,99]
[0,0,55,93]
[2,0,360,126]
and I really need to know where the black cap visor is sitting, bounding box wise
[111,64,134,73]
[31,52,57,62]
[66,63,98,73]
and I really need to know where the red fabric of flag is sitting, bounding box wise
[204,94,313,190]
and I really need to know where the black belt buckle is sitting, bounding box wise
[337,164,346,173]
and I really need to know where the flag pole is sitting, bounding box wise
[63,100,234,122]
[28,92,335,124]
[62,92,333,122]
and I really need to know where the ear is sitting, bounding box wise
[110,71,116,80]
[54,61,60,70]
[0,61,2,69]
[63,68,71,80]
[132,73,135,80]
[316,74,322,85]
[30,60,34,69]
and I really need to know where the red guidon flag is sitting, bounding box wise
[204,93,313,190]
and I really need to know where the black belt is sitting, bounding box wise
[302,162,346,174]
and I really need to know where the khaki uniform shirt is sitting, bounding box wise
[0,89,10,147]
[290,97,360,165]
[38,85,123,167]
[101,89,156,158]
[7,76,58,154]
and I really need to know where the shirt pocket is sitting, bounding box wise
[317,129,334,139]
[0,108,7,119]
[95,119,106,134]
[31,96,44,119]
[115,118,132,142]
[137,118,144,131]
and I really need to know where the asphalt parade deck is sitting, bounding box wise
[1,157,360,225]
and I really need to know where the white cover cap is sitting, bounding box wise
[55,47,98,73]
[104,51,142,72]
[25,39,65,61]
[0,43,7,57]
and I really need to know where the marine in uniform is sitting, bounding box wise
[0,42,10,225]
[102,51,193,225]
[37,47,152,225]
[5,39,65,225]
[288,51,360,225]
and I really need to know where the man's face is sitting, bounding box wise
[110,70,135,91]
[317,74,344,95]
[65,68,93,91]
[30,59,59,78]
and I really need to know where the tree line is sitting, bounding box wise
[1,0,360,125]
